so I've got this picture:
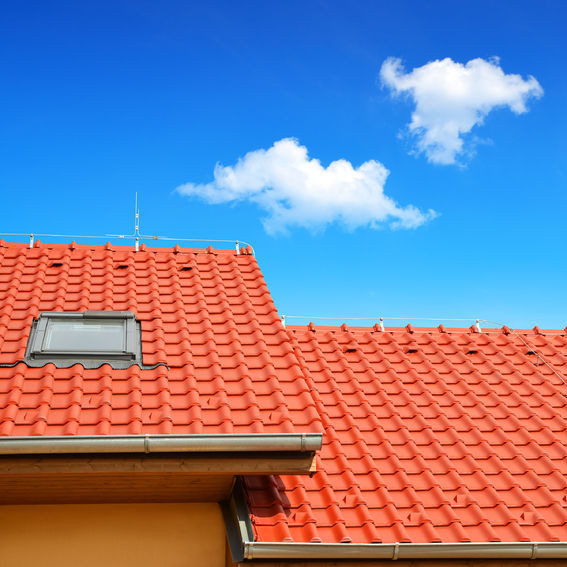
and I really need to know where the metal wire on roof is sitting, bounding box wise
[0,195,255,254]
[0,232,254,255]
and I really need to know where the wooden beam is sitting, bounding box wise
[0,471,235,504]
[0,451,316,505]
[0,451,316,475]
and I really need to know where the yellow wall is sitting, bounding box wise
[0,503,226,567]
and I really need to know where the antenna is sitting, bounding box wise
[1,191,254,254]
[134,193,140,252]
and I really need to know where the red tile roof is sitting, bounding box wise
[0,240,320,435]
[245,325,567,544]
[2,240,567,545]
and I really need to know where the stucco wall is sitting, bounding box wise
[0,503,226,567]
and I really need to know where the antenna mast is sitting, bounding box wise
[134,193,140,252]
[2,191,254,255]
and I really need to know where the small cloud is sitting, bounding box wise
[176,138,437,234]
[380,56,543,165]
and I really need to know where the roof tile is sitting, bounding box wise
[246,325,567,544]
[0,242,321,436]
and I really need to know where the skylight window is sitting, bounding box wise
[25,311,143,369]
[43,319,126,352]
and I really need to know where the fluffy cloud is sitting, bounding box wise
[380,57,543,164]
[177,138,436,234]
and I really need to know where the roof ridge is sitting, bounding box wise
[0,238,254,255]
[286,324,567,336]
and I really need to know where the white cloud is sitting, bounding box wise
[380,57,543,165]
[176,138,436,234]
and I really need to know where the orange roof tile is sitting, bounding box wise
[0,240,320,435]
[244,325,567,544]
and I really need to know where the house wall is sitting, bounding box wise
[0,502,226,567]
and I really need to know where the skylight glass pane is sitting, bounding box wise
[43,319,126,352]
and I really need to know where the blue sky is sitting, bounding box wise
[1,1,565,329]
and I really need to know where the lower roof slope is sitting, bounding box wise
[245,324,567,544]
[0,241,320,435]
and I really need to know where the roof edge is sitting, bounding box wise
[0,433,323,455]
[0,238,255,256]
[243,541,567,560]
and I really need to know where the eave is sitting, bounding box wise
[224,482,567,563]
[0,433,321,504]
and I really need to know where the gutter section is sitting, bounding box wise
[243,541,567,560]
[0,433,322,455]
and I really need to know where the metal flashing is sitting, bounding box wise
[24,311,147,370]
[222,479,254,563]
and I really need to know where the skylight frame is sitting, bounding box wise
[25,311,142,368]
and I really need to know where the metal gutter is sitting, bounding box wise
[0,433,322,455]
[243,541,567,560]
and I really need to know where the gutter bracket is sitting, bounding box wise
[392,542,399,560]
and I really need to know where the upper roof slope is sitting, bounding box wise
[0,240,320,435]
[245,324,567,544]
